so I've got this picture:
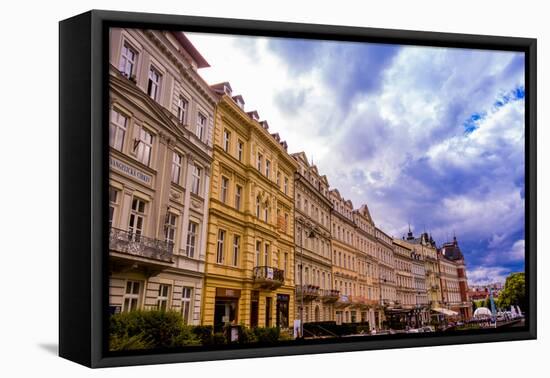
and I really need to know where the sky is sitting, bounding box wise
[185,32,526,285]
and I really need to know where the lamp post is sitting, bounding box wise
[297,221,315,338]
[378,274,386,330]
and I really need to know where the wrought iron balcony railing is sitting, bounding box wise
[296,285,321,300]
[320,289,340,303]
[109,228,174,263]
[253,266,285,289]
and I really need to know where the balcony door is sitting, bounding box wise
[128,198,146,241]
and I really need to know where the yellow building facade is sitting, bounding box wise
[201,83,297,331]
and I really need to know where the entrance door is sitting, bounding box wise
[214,299,238,332]
[276,294,289,328]
[315,306,320,322]
[250,290,259,328]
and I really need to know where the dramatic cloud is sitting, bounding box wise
[186,32,525,283]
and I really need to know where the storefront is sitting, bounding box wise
[214,288,241,332]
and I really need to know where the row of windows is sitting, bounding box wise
[397,293,416,306]
[111,108,206,197]
[297,227,330,258]
[333,250,357,271]
[296,193,329,227]
[221,129,291,195]
[296,265,331,290]
[396,275,414,289]
[109,187,201,257]
[121,280,194,324]
[215,230,290,272]
[395,258,412,273]
[119,41,209,143]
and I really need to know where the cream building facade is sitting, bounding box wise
[292,152,336,323]
[108,29,216,325]
[375,227,397,328]
[353,205,380,329]
[330,190,360,324]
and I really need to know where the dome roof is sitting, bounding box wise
[474,307,492,317]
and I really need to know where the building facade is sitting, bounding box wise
[292,152,336,324]
[439,236,472,319]
[390,239,416,328]
[201,83,297,331]
[375,227,397,328]
[108,29,216,325]
[330,190,361,324]
[353,205,380,329]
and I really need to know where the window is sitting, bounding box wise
[284,176,289,195]
[119,43,137,78]
[216,230,225,264]
[196,113,206,140]
[177,96,188,124]
[284,213,289,233]
[255,241,261,266]
[235,185,242,210]
[257,153,262,171]
[157,284,170,311]
[147,66,161,101]
[232,235,240,267]
[284,252,288,276]
[220,176,229,203]
[185,221,197,257]
[109,109,127,151]
[181,287,193,325]
[256,196,261,218]
[171,152,182,184]
[265,160,271,178]
[164,212,177,245]
[123,281,140,312]
[264,201,269,222]
[109,187,119,228]
[264,244,269,266]
[191,165,201,195]
[223,130,230,152]
[237,140,243,161]
[128,198,146,240]
[135,127,153,166]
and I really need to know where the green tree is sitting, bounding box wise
[497,272,526,311]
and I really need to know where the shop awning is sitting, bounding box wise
[431,307,459,316]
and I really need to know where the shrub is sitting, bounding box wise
[202,332,226,346]
[109,332,154,351]
[253,327,280,343]
[110,310,199,350]
[238,326,258,344]
[192,325,214,344]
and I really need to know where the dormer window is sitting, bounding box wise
[233,95,245,109]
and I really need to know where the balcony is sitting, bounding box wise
[334,294,352,308]
[296,285,320,301]
[253,266,285,290]
[321,289,340,303]
[109,228,174,270]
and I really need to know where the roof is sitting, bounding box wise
[170,32,210,68]
[439,236,464,260]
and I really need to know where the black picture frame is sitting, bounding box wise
[59,9,537,368]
